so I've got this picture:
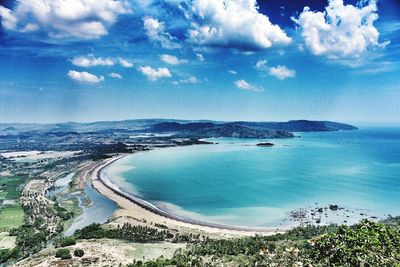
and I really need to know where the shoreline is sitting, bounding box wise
[90,154,288,236]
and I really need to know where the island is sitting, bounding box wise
[256,142,274,147]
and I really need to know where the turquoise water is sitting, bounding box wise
[106,128,400,227]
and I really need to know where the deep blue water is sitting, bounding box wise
[106,128,400,227]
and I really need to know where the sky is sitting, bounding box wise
[0,0,399,124]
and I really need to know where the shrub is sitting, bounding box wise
[55,248,71,260]
[59,237,76,247]
[310,220,400,266]
[73,249,84,257]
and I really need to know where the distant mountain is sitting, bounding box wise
[232,120,357,132]
[178,124,295,139]
[147,120,357,133]
[0,119,357,136]
[147,122,215,132]
[147,122,294,138]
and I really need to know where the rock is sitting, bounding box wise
[317,208,324,213]
[256,142,274,147]
[329,204,339,211]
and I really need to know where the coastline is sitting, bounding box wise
[90,154,288,237]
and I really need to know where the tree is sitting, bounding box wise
[73,249,84,257]
[59,237,76,247]
[55,248,71,260]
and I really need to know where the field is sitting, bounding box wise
[0,176,26,200]
[0,176,26,232]
[0,205,24,231]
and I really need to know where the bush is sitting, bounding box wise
[73,249,84,257]
[0,247,21,263]
[310,220,400,266]
[54,204,73,221]
[55,248,71,260]
[59,237,76,247]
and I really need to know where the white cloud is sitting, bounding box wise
[71,55,133,68]
[0,0,131,39]
[179,75,199,84]
[196,53,205,62]
[143,16,180,49]
[138,66,172,81]
[160,54,188,65]
[292,0,386,59]
[188,0,291,50]
[109,72,122,78]
[173,75,199,85]
[234,79,263,92]
[228,70,237,75]
[0,6,18,30]
[255,59,268,71]
[118,58,133,68]
[68,70,104,83]
[72,56,114,68]
[268,65,296,80]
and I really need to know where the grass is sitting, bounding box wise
[0,176,26,200]
[0,205,24,232]
[0,177,26,232]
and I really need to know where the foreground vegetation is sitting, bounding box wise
[2,213,400,266]
[127,219,400,267]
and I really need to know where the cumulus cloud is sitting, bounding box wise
[71,55,133,68]
[109,72,122,78]
[68,70,104,83]
[196,53,205,62]
[234,79,263,92]
[118,58,133,68]
[173,75,199,85]
[188,0,291,50]
[180,75,199,84]
[138,66,172,81]
[72,56,114,67]
[268,65,296,80]
[254,59,295,80]
[255,59,268,71]
[0,0,131,39]
[160,54,188,65]
[143,16,181,49]
[292,0,387,59]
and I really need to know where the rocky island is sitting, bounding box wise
[256,142,274,147]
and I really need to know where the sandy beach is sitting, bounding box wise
[90,155,287,238]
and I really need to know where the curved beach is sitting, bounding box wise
[90,155,287,237]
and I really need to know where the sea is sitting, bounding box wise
[104,127,400,228]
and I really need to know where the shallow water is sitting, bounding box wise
[105,128,400,227]
[63,182,117,236]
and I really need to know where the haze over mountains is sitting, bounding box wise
[0,119,357,135]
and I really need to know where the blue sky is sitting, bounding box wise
[0,0,399,124]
